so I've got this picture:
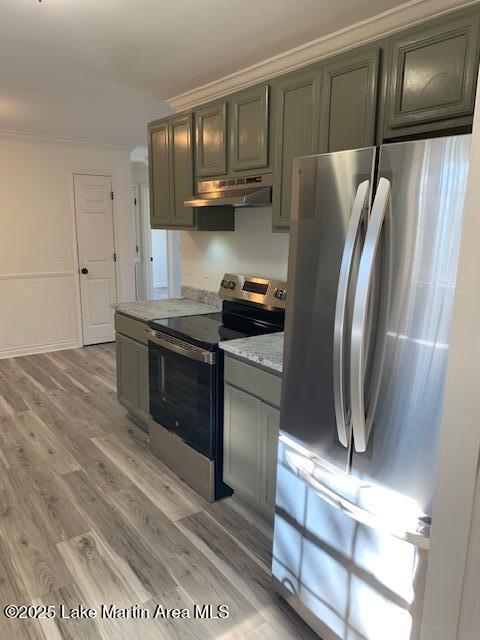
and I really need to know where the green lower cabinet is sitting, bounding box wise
[116,329,149,431]
[223,377,280,519]
[116,333,137,412]
[135,342,150,425]
[223,384,262,505]
[261,403,280,514]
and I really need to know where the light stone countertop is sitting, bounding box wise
[114,298,220,322]
[219,332,284,374]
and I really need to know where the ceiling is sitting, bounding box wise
[0,0,436,147]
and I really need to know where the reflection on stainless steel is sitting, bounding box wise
[281,434,430,548]
[218,273,287,310]
[146,329,215,365]
[273,438,428,640]
[350,178,392,452]
[351,136,471,517]
[273,135,471,640]
[333,179,371,448]
[184,173,272,207]
[281,147,376,471]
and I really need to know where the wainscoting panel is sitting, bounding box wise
[0,272,80,358]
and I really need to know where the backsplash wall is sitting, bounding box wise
[180,208,289,291]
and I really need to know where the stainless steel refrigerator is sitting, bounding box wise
[272,136,471,640]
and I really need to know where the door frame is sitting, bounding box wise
[68,167,120,347]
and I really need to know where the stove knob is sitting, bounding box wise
[274,288,287,300]
[221,279,228,288]
[227,280,236,289]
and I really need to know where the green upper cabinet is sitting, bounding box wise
[272,68,321,230]
[229,85,270,173]
[149,122,170,228]
[384,10,480,138]
[194,100,227,177]
[168,113,195,228]
[149,113,196,229]
[319,47,380,152]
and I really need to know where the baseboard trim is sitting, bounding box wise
[0,340,81,360]
[167,0,478,110]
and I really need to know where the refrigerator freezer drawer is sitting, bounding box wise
[273,439,428,640]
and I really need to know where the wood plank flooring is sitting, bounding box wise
[0,345,316,640]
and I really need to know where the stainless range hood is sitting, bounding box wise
[184,173,272,208]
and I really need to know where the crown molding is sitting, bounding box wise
[167,0,479,111]
[0,128,132,150]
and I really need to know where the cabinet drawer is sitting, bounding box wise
[114,313,148,345]
[224,355,281,408]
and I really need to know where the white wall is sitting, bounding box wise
[0,133,135,358]
[181,207,289,290]
[131,160,148,184]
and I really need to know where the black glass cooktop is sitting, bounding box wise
[148,302,284,351]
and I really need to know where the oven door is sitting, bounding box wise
[147,330,216,459]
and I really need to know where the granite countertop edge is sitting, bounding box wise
[219,332,284,374]
[113,297,220,322]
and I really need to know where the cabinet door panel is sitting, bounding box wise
[169,114,195,228]
[223,384,261,502]
[260,403,280,516]
[116,334,137,411]
[136,342,150,425]
[229,85,269,172]
[195,101,227,177]
[272,70,321,230]
[320,48,379,152]
[386,12,479,134]
[149,124,170,228]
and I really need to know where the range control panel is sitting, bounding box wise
[219,274,287,309]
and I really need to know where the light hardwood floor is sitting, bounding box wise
[0,345,316,640]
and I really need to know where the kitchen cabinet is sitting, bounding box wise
[229,85,270,173]
[223,355,281,518]
[272,68,321,230]
[149,114,194,229]
[149,123,170,228]
[168,113,195,228]
[149,113,233,230]
[223,384,262,504]
[384,9,480,138]
[149,6,480,233]
[115,314,149,431]
[195,100,227,177]
[319,47,380,152]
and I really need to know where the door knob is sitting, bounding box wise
[81,267,88,275]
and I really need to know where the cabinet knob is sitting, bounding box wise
[81,267,89,275]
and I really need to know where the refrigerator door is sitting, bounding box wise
[281,148,377,469]
[350,135,471,516]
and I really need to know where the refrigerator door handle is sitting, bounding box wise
[282,440,431,549]
[350,177,391,452]
[333,180,370,447]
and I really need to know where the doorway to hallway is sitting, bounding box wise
[151,229,168,299]
[131,159,181,302]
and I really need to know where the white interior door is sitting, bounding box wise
[74,174,116,345]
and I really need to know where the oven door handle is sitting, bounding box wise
[145,329,216,365]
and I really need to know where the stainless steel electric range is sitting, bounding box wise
[146,274,287,502]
